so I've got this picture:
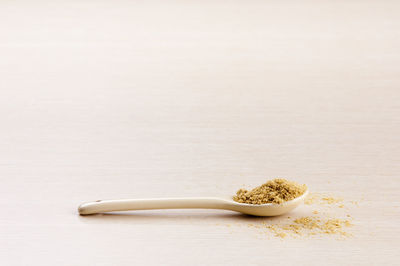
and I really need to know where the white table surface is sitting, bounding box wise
[1,0,399,265]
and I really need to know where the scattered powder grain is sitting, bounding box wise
[238,189,355,238]
[276,232,287,238]
[322,197,343,204]
[304,193,319,205]
[305,193,343,205]
[264,216,353,237]
[233,178,307,204]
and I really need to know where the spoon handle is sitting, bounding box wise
[78,197,229,215]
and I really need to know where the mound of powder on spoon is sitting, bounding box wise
[233,178,307,204]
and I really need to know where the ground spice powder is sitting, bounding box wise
[273,216,353,237]
[223,180,355,239]
[233,178,307,204]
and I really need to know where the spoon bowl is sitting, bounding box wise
[226,190,309,216]
[78,190,308,217]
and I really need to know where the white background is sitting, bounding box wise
[1,0,399,265]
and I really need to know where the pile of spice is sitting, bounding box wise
[220,180,356,239]
[263,216,353,238]
[233,178,307,204]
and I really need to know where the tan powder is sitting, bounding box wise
[233,178,307,204]
[322,197,343,204]
[224,180,356,238]
[264,216,353,238]
[305,193,343,205]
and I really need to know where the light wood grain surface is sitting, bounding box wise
[1,0,400,265]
